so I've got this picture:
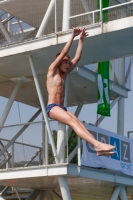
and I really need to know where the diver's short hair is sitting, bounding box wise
[56,53,70,58]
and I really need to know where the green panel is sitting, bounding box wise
[97,0,110,22]
[97,62,110,116]
[97,1,110,116]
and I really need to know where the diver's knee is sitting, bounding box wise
[70,118,79,128]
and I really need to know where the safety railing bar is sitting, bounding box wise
[0,156,7,164]
[102,1,133,11]
[69,10,99,19]
[0,140,9,155]
[0,186,9,196]
[0,119,55,129]
[25,149,42,167]
[69,1,133,19]
[0,138,41,149]
[2,16,14,25]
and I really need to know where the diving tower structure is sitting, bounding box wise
[0,0,132,200]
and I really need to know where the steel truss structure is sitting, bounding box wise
[0,0,132,199]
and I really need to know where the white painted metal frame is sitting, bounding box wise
[0,109,41,157]
[36,0,55,37]
[69,1,133,33]
[0,1,132,200]
[0,18,12,44]
[110,186,128,200]
[0,78,23,130]
[57,1,72,198]
[110,186,121,200]
[28,55,59,164]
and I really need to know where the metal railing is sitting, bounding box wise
[0,120,78,169]
[70,1,133,33]
[0,1,132,46]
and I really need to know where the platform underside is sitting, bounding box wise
[0,22,131,107]
[0,165,133,200]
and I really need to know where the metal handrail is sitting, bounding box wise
[69,1,133,19]
[0,119,55,129]
[0,138,41,149]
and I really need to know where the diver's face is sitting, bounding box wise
[59,57,70,73]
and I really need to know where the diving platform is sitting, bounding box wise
[0,17,131,107]
[0,164,133,200]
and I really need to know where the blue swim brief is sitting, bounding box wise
[46,103,67,119]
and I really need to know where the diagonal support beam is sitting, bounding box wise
[110,186,121,200]
[25,189,40,200]
[67,143,79,163]
[125,56,133,83]
[74,67,128,98]
[39,191,46,200]
[29,55,59,164]
[110,60,118,83]
[50,190,63,200]
[16,19,24,34]
[46,191,54,200]
[0,109,41,157]
[0,19,12,44]
[119,186,128,200]
[0,78,23,131]
[36,0,55,37]
[80,0,93,23]
[14,188,21,200]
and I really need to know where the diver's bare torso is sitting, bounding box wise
[47,68,67,105]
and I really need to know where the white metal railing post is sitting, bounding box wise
[111,60,115,81]
[7,14,12,35]
[42,115,45,165]
[58,1,72,196]
[45,125,48,165]
[29,55,59,164]
[99,0,103,33]
[42,118,48,165]
[93,12,95,24]
[55,0,57,33]
[12,143,14,168]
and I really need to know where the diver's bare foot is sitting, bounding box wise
[94,141,115,154]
